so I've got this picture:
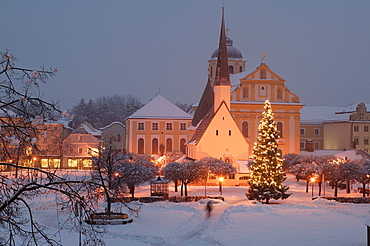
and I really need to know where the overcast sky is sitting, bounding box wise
[1,1,369,111]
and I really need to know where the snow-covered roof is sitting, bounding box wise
[235,160,250,173]
[128,94,193,119]
[230,69,254,85]
[300,149,343,157]
[99,121,125,130]
[301,102,370,124]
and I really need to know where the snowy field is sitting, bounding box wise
[26,173,369,245]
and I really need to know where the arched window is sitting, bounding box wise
[243,88,248,98]
[138,138,144,154]
[229,65,234,74]
[166,138,172,153]
[239,66,243,73]
[277,122,283,137]
[242,122,248,137]
[152,138,158,155]
[180,138,186,154]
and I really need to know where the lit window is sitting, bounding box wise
[166,123,173,131]
[152,123,159,130]
[138,123,145,130]
[180,123,187,130]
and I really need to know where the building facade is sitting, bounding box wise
[125,94,193,158]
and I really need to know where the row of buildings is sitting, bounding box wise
[2,10,369,186]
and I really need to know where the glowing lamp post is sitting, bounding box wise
[219,177,224,196]
[311,177,316,197]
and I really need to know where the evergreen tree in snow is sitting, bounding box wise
[246,100,290,204]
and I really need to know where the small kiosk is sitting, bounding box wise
[150,177,169,199]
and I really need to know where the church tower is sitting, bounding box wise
[213,8,231,112]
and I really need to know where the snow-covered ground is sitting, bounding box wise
[27,173,369,245]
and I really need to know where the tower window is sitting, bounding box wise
[229,130,231,136]
[229,65,234,74]
[239,66,243,73]
[216,130,219,136]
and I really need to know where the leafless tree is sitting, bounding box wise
[0,51,106,245]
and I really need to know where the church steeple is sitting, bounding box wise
[214,8,231,112]
[214,8,230,87]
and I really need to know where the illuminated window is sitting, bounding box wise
[152,123,159,130]
[82,159,92,168]
[166,123,173,131]
[180,123,187,130]
[68,159,78,168]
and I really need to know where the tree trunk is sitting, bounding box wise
[185,182,188,197]
[318,182,322,196]
[346,180,350,193]
[363,183,366,198]
[130,185,135,198]
[180,180,184,196]
[306,179,309,193]
[174,179,178,192]
[334,186,338,197]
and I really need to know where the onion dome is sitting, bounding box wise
[211,37,243,59]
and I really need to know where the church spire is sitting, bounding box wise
[214,7,230,86]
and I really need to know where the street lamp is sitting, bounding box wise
[219,177,224,196]
[311,177,316,197]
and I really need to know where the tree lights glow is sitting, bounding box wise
[246,100,291,204]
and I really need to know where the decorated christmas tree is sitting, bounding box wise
[246,100,291,204]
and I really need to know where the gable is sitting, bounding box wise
[190,102,250,159]
[239,63,285,82]
[128,94,192,119]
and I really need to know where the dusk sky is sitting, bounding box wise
[1,1,369,112]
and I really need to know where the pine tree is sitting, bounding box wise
[246,100,291,204]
